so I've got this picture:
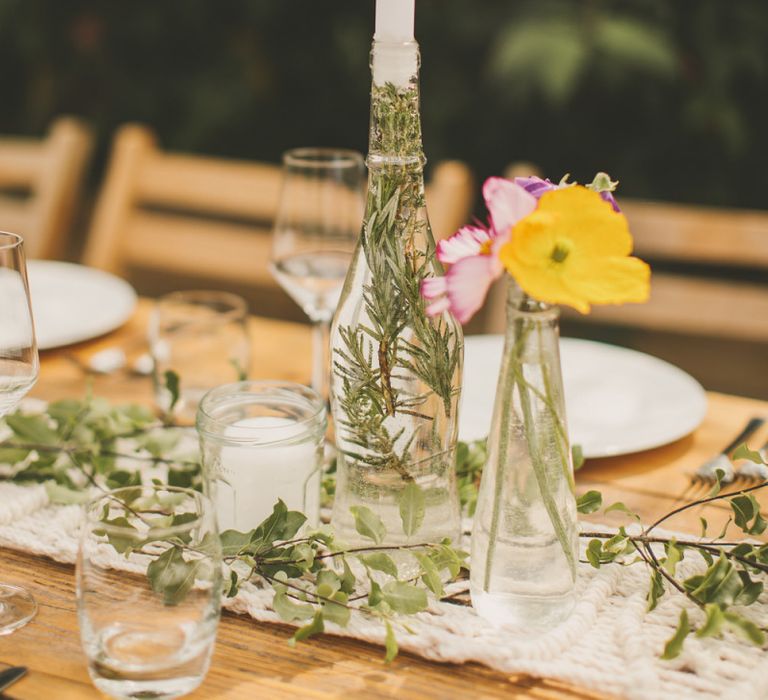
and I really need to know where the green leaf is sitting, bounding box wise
[690,555,742,606]
[146,545,199,605]
[732,443,766,465]
[273,590,314,622]
[339,558,356,595]
[707,469,727,497]
[0,446,31,464]
[399,482,425,537]
[661,609,689,660]
[384,621,398,663]
[696,603,725,639]
[647,570,665,611]
[44,481,91,505]
[164,370,180,412]
[5,414,59,445]
[429,544,463,578]
[571,444,585,471]
[322,591,350,627]
[350,505,386,545]
[361,552,399,579]
[226,569,240,598]
[220,529,255,557]
[414,552,444,597]
[605,502,640,520]
[382,581,428,614]
[281,510,308,540]
[663,539,683,576]
[730,494,767,535]
[96,516,142,554]
[249,500,306,549]
[291,610,325,644]
[723,611,765,646]
[576,490,602,514]
[368,578,383,607]
[316,570,341,599]
[734,572,763,606]
[714,518,732,541]
[586,539,603,569]
[698,517,708,538]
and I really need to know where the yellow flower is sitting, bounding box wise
[498,185,650,313]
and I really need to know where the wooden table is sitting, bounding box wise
[3,300,768,699]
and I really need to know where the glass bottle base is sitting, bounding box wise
[470,587,575,629]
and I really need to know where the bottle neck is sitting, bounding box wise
[367,40,425,168]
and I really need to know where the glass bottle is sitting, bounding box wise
[329,28,463,550]
[470,282,578,628]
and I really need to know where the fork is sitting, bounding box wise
[675,416,766,503]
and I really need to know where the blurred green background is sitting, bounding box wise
[1,0,767,208]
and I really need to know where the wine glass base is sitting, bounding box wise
[0,584,37,635]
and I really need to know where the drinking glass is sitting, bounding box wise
[270,148,365,401]
[149,290,251,423]
[0,231,39,635]
[77,485,222,700]
[197,380,326,532]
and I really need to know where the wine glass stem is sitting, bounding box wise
[311,319,331,403]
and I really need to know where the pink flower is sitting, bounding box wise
[421,178,536,323]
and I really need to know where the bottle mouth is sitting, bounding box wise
[0,232,23,251]
[283,148,364,171]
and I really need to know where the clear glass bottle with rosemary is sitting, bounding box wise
[329,31,463,551]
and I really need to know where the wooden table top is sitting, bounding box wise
[3,299,768,699]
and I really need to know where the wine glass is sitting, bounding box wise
[270,148,365,401]
[0,231,40,634]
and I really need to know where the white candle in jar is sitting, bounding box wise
[213,416,321,532]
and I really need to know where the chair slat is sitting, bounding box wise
[622,199,768,269]
[562,273,768,343]
[122,212,274,285]
[136,154,283,221]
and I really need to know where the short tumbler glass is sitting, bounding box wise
[197,380,326,533]
[77,486,222,700]
[150,290,251,423]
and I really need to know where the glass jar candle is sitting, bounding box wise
[197,381,326,532]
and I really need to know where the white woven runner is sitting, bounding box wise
[1,481,767,700]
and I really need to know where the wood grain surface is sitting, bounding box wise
[2,299,767,699]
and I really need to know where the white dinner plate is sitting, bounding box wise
[27,261,137,350]
[460,335,707,459]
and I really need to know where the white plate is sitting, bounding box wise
[460,335,707,459]
[27,261,137,350]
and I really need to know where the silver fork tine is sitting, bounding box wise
[672,417,766,506]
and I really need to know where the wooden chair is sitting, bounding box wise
[425,160,475,241]
[481,195,768,344]
[84,124,475,291]
[83,124,282,287]
[0,117,93,259]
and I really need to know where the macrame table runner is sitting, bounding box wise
[1,480,767,700]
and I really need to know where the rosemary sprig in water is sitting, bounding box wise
[333,81,460,481]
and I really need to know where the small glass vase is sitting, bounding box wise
[470,282,578,628]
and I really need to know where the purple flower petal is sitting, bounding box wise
[513,175,558,199]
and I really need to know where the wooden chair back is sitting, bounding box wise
[84,124,475,290]
[83,124,282,287]
[482,197,768,343]
[0,117,93,259]
[425,160,475,242]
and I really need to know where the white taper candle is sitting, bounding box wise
[374,0,415,42]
